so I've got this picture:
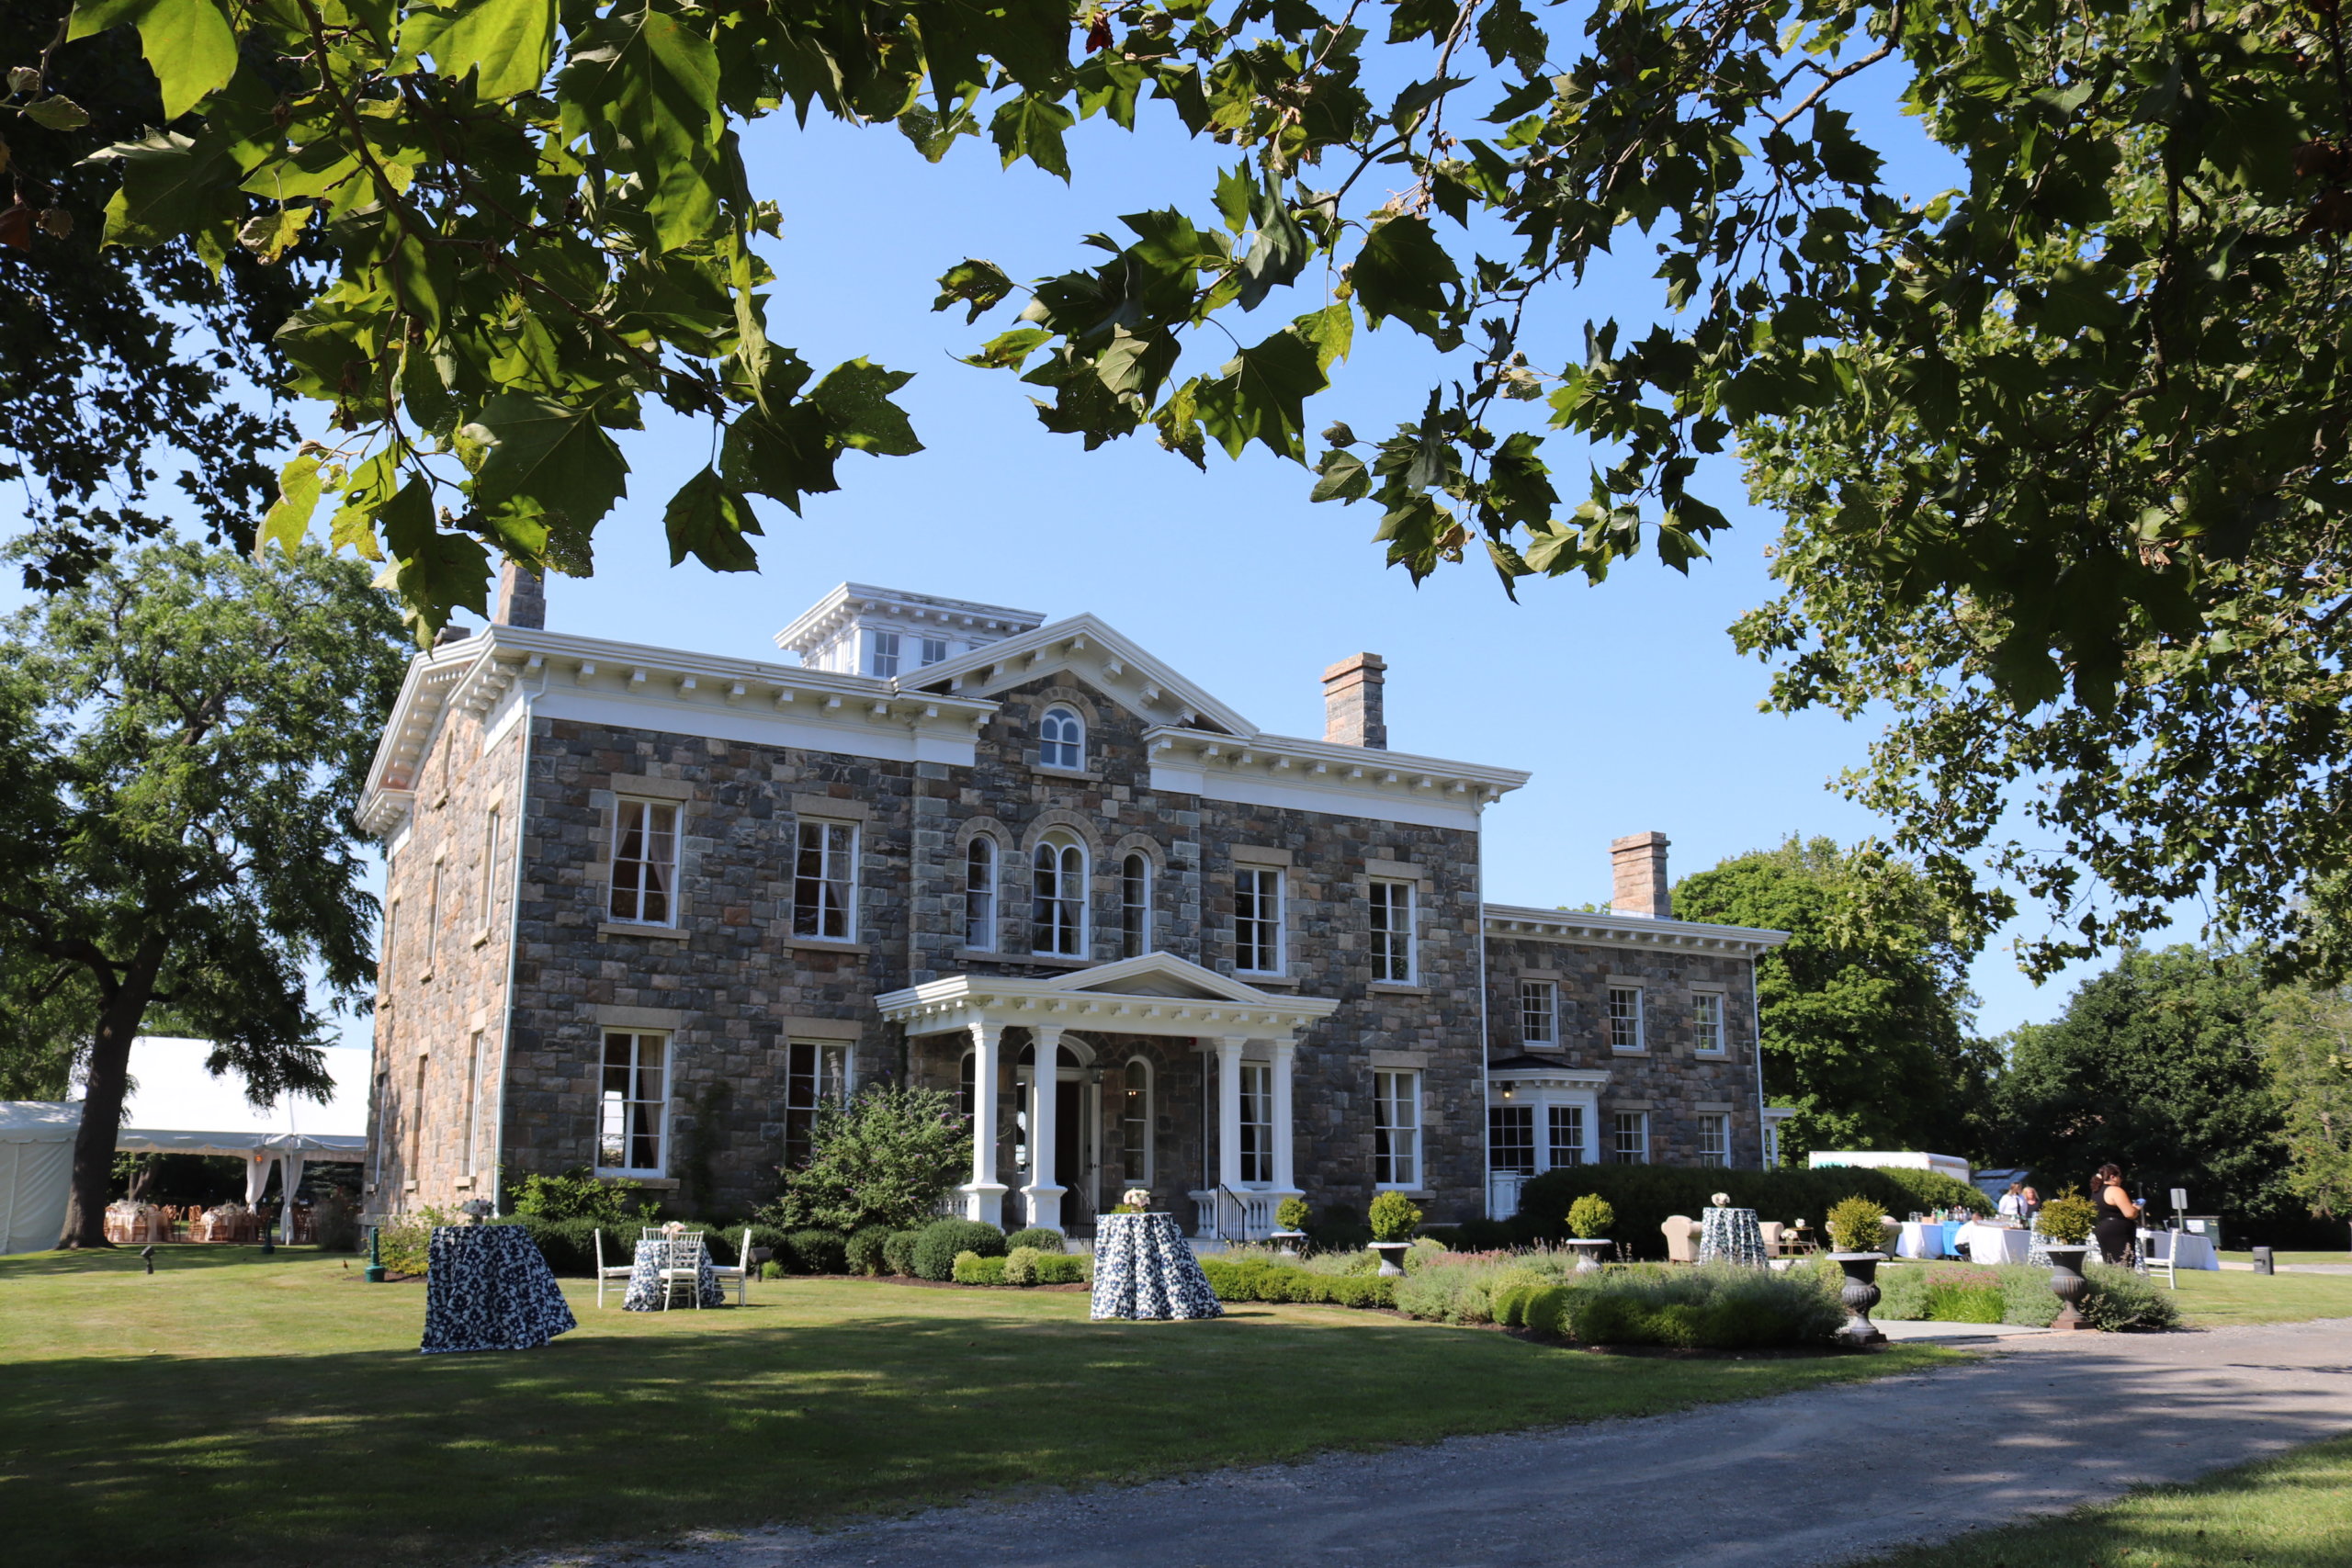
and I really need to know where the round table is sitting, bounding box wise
[1089,1213,1223,1321]
[623,1238,726,1310]
[419,1224,577,1353]
[1698,1206,1767,1267]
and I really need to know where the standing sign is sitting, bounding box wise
[2169,1188,2188,1213]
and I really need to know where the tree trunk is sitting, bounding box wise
[56,946,164,1249]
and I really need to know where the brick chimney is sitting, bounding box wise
[1611,831,1672,919]
[1321,652,1388,749]
[493,561,546,630]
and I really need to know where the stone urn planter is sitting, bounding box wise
[1368,1241,1412,1278]
[1561,1237,1611,1274]
[1270,1229,1308,1259]
[1829,1252,1888,1345]
[2045,1244,2093,1332]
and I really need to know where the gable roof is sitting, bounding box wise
[911,613,1254,737]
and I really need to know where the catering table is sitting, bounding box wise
[1895,1221,1958,1259]
[419,1225,578,1353]
[2142,1230,2221,1270]
[1958,1223,2031,1265]
[1698,1205,1767,1267]
[1090,1213,1223,1321]
[623,1238,726,1309]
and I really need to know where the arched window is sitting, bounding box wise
[1120,1058,1151,1182]
[1039,705,1084,770]
[964,837,998,950]
[1119,852,1151,958]
[1032,832,1086,955]
[958,1050,977,1121]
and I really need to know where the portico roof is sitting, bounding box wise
[876,952,1340,1041]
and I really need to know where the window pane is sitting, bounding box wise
[966,839,996,949]
[872,631,899,678]
[795,822,855,940]
[1521,980,1555,1044]
[600,1032,665,1173]
[1120,854,1149,958]
[1374,1070,1419,1187]
[1122,1061,1148,1181]
[1700,1112,1728,1163]
[1238,1063,1272,1184]
[1548,1105,1585,1168]
[1694,992,1724,1053]
[1488,1105,1535,1174]
[1612,1111,1647,1165]
[1609,987,1643,1051]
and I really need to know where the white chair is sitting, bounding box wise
[707,1224,755,1306]
[2136,1227,2178,1291]
[655,1232,708,1310]
[593,1227,638,1308]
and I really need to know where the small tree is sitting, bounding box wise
[766,1084,966,1234]
[2266,985,2352,1221]
[1368,1190,1423,1243]
[1566,1195,1616,1240]
[1825,1196,1889,1255]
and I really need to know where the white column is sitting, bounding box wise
[1269,1039,1300,1199]
[961,1022,1007,1225]
[1216,1036,1246,1190]
[1023,1026,1066,1232]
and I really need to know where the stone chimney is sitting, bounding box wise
[1611,831,1672,919]
[1322,652,1387,749]
[492,561,546,629]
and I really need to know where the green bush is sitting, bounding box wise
[1923,1277,2005,1324]
[764,1084,968,1234]
[1196,1254,1398,1309]
[1003,1226,1067,1254]
[2081,1265,2184,1331]
[1826,1196,1890,1254]
[912,1218,1007,1281]
[1034,1253,1088,1285]
[1502,1265,1842,1348]
[882,1228,924,1277]
[376,1206,454,1276]
[760,1259,787,1280]
[508,1167,657,1224]
[953,1250,1008,1285]
[1275,1196,1311,1231]
[844,1225,894,1276]
[1002,1246,1042,1285]
[1566,1194,1615,1240]
[1369,1190,1423,1241]
[2038,1190,2100,1246]
[782,1228,846,1274]
[1998,1265,2063,1327]
[1513,1165,1983,1259]
[1871,1167,1996,1216]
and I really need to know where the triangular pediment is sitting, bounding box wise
[1043,952,1283,1004]
[909,614,1253,738]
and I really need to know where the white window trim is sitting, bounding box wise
[462,1031,484,1178]
[1691,987,1729,1055]
[1120,1055,1154,1186]
[424,856,445,975]
[793,818,861,943]
[783,1039,855,1168]
[1374,1068,1422,1190]
[596,1030,672,1179]
[1611,1109,1651,1165]
[1370,877,1416,984]
[870,629,901,679]
[1519,978,1559,1047]
[1032,832,1089,956]
[965,836,1000,952]
[1237,1061,1274,1186]
[1487,1083,1599,1172]
[1236,865,1286,976]
[1698,1111,1731,1164]
[608,796,683,929]
[1038,705,1085,772]
[1607,983,1646,1054]
[1119,852,1153,958]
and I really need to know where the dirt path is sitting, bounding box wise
[527,1318,2352,1568]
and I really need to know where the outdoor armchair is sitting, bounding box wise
[1661,1214,1702,1263]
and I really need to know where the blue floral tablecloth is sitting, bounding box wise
[420,1224,577,1353]
[623,1238,725,1310]
[1698,1206,1767,1267]
[1090,1213,1223,1321]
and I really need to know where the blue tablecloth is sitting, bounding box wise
[1698,1206,1767,1267]
[420,1225,577,1353]
[623,1238,725,1310]
[1091,1213,1223,1321]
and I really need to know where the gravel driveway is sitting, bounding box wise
[524,1317,2352,1568]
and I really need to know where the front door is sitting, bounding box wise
[1056,1077,1090,1225]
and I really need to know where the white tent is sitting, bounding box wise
[0,1100,80,1255]
[107,1037,372,1243]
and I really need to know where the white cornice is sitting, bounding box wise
[774,582,1044,660]
[1480,902,1791,956]
[1147,726,1530,804]
[877,953,1340,1040]
[916,613,1257,738]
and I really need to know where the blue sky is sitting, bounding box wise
[6,51,2137,1050]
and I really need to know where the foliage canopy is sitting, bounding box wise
[765,1083,967,1233]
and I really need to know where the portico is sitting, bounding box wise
[876,953,1337,1236]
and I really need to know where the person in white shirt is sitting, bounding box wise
[1997,1181,2027,1223]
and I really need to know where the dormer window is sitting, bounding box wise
[870,631,900,679]
[920,636,948,668]
[1039,706,1084,770]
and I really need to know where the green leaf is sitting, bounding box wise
[662,465,764,571]
[808,358,922,456]
[1195,322,1330,461]
[375,478,492,637]
[720,402,839,513]
[92,130,241,247]
[259,453,325,557]
[460,393,631,529]
[1311,447,1369,502]
[21,96,91,130]
[398,0,559,100]
[1350,212,1459,329]
[990,92,1075,180]
[68,0,234,120]
[933,258,1015,324]
[560,0,724,253]
[235,206,311,264]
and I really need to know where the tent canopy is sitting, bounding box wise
[110,1037,369,1160]
[0,1100,81,1254]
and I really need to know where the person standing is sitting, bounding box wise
[1997,1181,2027,1223]
[2093,1163,2141,1263]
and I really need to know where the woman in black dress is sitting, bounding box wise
[2092,1162,2141,1263]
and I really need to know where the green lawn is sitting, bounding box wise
[1855,1433,2352,1568]
[0,1247,1951,1568]
[2167,1264,2352,1327]
[2218,1249,2352,1267]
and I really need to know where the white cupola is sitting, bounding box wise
[775,583,1046,680]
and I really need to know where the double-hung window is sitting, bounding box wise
[1607,985,1645,1052]
[793,820,857,941]
[1032,834,1085,955]
[1120,1060,1151,1181]
[609,800,679,925]
[1237,1062,1272,1184]
[1039,706,1083,770]
[919,636,948,668]
[1692,991,1727,1055]
[782,1041,852,1169]
[1548,1104,1587,1168]
[870,630,901,678]
[1521,980,1558,1046]
[964,838,999,950]
[1699,1111,1730,1164]
[598,1031,668,1175]
[1488,1104,1535,1174]
[1369,878,1414,983]
[1374,1069,1420,1187]
[1235,866,1283,974]
[1119,853,1151,958]
[1611,1110,1649,1165]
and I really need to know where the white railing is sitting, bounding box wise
[1488,1170,1529,1221]
[1191,1187,1276,1242]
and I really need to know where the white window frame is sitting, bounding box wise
[870,629,901,679]
[1119,852,1152,958]
[478,805,502,932]
[1699,1111,1730,1164]
[1607,985,1645,1053]
[1235,865,1284,975]
[1369,878,1415,984]
[782,1039,854,1170]
[1039,705,1084,770]
[958,1049,978,1121]
[1692,990,1727,1055]
[965,836,999,951]
[608,798,681,928]
[1611,1110,1650,1165]
[1520,979,1558,1047]
[1487,1101,1536,1176]
[793,819,858,942]
[1238,1061,1273,1185]
[1374,1068,1421,1189]
[597,1030,671,1178]
[462,1030,484,1179]
[1547,1102,1589,1168]
[1119,1057,1153,1184]
[1032,832,1087,956]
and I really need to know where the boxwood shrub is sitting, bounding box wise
[953,1251,1009,1285]
[1512,1166,1989,1258]
[912,1218,1007,1281]
[843,1225,894,1276]
[1003,1226,1068,1253]
[1197,1254,1396,1308]
[882,1228,924,1278]
[783,1228,846,1275]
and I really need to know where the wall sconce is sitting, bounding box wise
[1499,1083,1515,1100]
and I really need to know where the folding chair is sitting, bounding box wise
[2136,1227,2178,1291]
[655,1232,708,1310]
[707,1225,754,1306]
[592,1228,639,1308]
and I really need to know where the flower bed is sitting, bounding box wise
[1864,1258,2180,1331]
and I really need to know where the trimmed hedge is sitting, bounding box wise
[1003,1226,1068,1253]
[1197,1254,1396,1309]
[912,1218,1007,1281]
[844,1225,894,1276]
[954,1251,1009,1285]
[882,1229,924,1278]
[1512,1165,1990,1258]
[948,1250,1091,1287]
[785,1228,847,1275]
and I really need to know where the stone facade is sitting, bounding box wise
[360,585,1787,1230]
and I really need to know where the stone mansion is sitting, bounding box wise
[360,573,1790,1234]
